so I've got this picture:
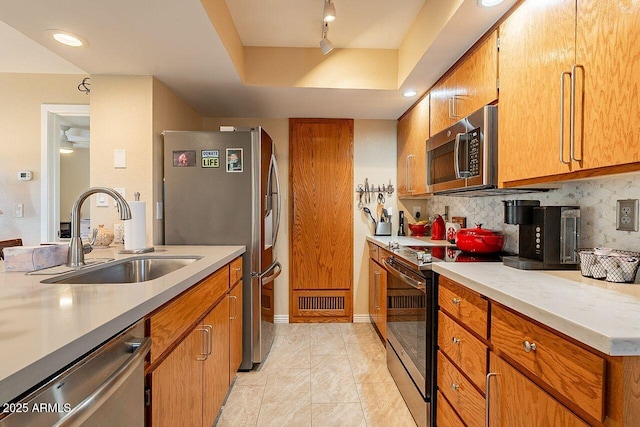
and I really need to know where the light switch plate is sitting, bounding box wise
[616,199,639,231]
[96,193,109,207]
[14,203,23,218]
[114,149,126,168]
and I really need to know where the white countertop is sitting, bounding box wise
[432,262,640,356]
[0,245,244,405]
[366,235,455,248]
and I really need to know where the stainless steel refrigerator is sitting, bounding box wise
[163,127,282,370]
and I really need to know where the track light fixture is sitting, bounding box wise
[320,22,334,55]
[323,0,336,23]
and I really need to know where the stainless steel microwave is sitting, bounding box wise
[426,105,497,195]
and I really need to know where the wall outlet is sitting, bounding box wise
[616,199,639,231]
[413,206,421,219]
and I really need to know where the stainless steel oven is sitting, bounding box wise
[426,105,497,195]
[383,254,436,427]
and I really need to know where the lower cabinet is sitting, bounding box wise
[487,354,588,427]
[203,300,230,427]
[368,257,387,340]
[150,325,204,427]
[229,281,243,385]
[146,256,244,427]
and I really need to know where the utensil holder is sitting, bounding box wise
[375,222,391,236]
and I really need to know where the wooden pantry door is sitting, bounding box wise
[289,118,353,322]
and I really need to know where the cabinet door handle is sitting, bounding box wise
[230,295,238,320]
[450,383,460,392]
[559,71,572,165]
[197,327,210,361]
[204,324,213,356]
[522,340,537,353]
[570,64,584,162]
[486,372,498,427]
[448,96,454,119]
[451,297,461,305]
[452,95,459,118]
[452,337,461,345]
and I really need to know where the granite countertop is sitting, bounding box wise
[0,245,244,405]
[432,262,640,357]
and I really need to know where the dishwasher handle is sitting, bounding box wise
[53,337,152,427]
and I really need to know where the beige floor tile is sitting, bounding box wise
[261,340,311,372]
[357,382,417,427]
[262,369,311,403]
[311,354,359,403]
[310,334,347,355]
[311,403,367,427]
[233,369,270,387]
[347,345,394,384]
[276,323,311,337]
[256,401,312,427]
[340,323,382,345]
[218,384,264,426]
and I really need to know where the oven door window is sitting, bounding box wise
[386,269,428,391]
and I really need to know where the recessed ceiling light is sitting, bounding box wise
[477,0,504,7]
[403,90,418,98]
[46,30,86,47]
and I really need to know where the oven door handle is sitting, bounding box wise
[383,258,425,292]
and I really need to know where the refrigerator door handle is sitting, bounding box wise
[269,154,282,247]
[254,260,282,285]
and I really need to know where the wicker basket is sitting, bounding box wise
[577,249,640,283]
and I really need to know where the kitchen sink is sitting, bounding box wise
[41,256,201,284]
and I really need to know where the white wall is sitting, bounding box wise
[60,146,90,220]
[0,73,88,245]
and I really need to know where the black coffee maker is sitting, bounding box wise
[502,200,580,270]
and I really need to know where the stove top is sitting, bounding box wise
[386,244,510,271]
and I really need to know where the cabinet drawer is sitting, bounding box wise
[368,242,379,263]
[437,351,485,427]
[438,276,488,339]
[147,265,230,365]
[436,390,465,427]
[489,354,589,427]
[230,256,242,285]
[491,304,605,422]
[438,311,488,392]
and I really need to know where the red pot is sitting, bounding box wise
[455,224,504,254]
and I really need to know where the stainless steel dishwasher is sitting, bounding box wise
[0,320,150,427]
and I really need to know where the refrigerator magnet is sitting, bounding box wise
[226,148,243,172]
[173,150,196,167]
[201,150,220,168]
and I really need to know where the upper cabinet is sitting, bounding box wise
[397,94,430,197]
[499,0,640,186]
[430,31,499,137]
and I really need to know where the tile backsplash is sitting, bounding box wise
[426,173,640,254]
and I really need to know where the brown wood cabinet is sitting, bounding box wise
[499,0,640,186]
[229,281,243,384]
[488,354,589,427]
[289,118,354,322]
[429,31,498,137]
[368,255,387,341]
[397,95,429,197]
[146,257,243,427]
[203,300,230,427]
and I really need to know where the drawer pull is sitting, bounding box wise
[452,337,461,345]
[522,340,537,353]
[451,383,460,392]
[451,298,461,305]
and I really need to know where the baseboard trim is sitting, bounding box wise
[273,314,371,323]
[353,314,372,323]
[274,315,289,324]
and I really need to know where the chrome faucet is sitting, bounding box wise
[67,187,132,267]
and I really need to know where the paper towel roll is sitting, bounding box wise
[124,201,147,250]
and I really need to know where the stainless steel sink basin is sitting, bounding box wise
[41,256,201,284]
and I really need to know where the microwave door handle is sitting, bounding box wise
[454,133,464,179]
